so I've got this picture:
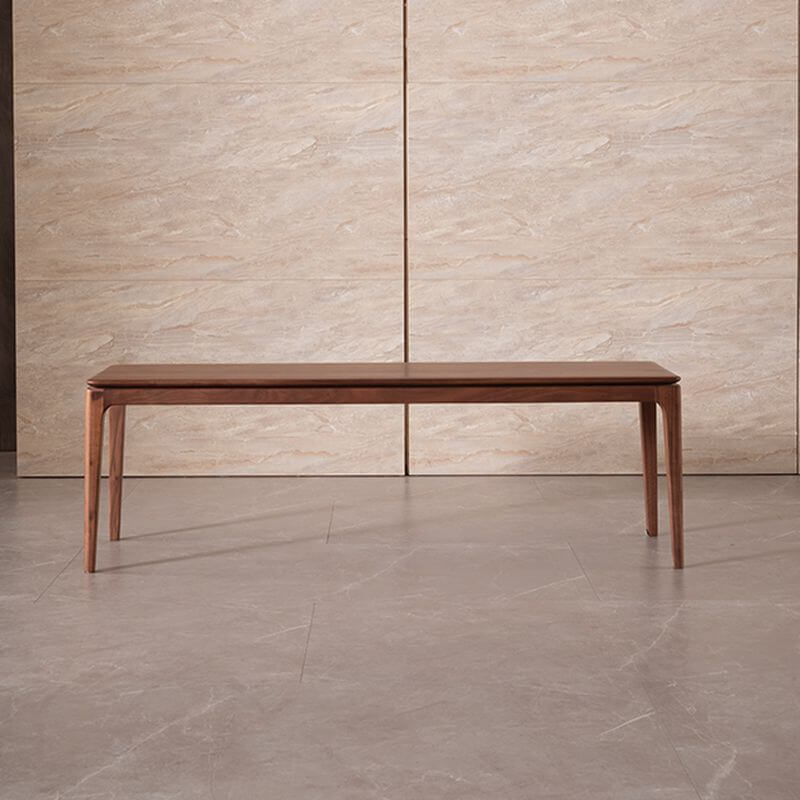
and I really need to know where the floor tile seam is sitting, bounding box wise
[636,670,789,796]
[634,663,705,800]
[31,547,82,604]
[530,475,551,503]
[565,540,601,601]
[324,501,335,544]
[298,601,317,683]
[121,477,143,501]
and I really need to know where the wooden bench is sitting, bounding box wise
[84,362,683,572]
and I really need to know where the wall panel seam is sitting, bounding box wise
[402,0,410,475]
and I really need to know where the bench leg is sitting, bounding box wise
[84,388,106,573]
[638,401,659,537]
[658,385,684,569]
[108,405,126,542]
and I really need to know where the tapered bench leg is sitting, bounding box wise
[638,401,658,537]
[84,388,106,573]
[658,385,684,569]
[108,405,126,541]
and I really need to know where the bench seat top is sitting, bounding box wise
[88,362,679,388]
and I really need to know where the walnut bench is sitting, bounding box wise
[84,362,683,572]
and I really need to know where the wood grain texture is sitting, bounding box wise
[107,405,125,541]
[99,384,662,407]
[658,384,684,569]
[83,388,105,573]
[81,368,685,572]
[639,402,658,537]
[88,361,679,388]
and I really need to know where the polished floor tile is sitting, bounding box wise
[1,470,798,798]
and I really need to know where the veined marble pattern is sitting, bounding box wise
[409,278,797,473]
[16,279,403,475]
[23,402,405,477]
[2,469,799,797]
[15,0,401,83]
[13,0,800,475]
[17,281,402,365]
[408,82,797,280]
[15,84,402,281]
[407,76,797,473]
[408,0,798,82]
[14,80,405,474]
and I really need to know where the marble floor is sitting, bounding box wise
[1,455,798,800]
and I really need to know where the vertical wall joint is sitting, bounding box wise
[402,0,410,474]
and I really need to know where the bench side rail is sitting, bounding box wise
[100,384,661,407]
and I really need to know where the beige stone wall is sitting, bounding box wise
[14,1,405,475]
[14,1,799,475]
[406,1,798,474]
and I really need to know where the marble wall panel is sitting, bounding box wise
[409,278,797,473]
[15,0,401,83]
[14,0,404,475]
[408,82,796,281]
[15,84,402,281]
[408,0,797,82]
[16,279,403,474]
[14,0,798,475]
[408,1,798,475]
[14,0,405,476]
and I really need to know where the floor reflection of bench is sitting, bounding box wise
[83,362,683,573]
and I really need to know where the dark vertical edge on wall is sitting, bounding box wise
[402,0,410,475]
[0,0,16,454]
